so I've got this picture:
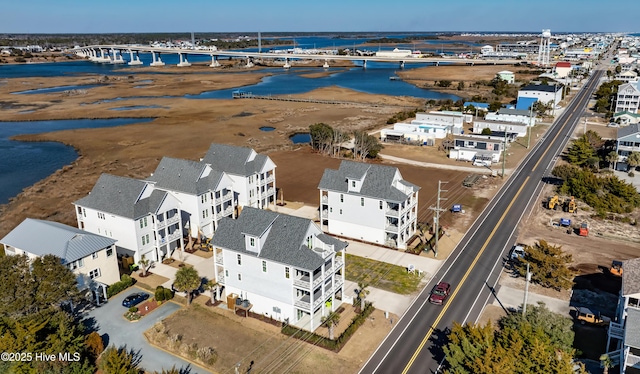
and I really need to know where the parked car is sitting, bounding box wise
[122,292,149,307]
[428,282,451,305]
[510,245,526,261]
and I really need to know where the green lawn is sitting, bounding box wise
[344,253,425,295]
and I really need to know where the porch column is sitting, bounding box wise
[102,284,107,301]
[94,289,101,306]
[309,273,315,331]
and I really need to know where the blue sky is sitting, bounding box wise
[3,0,638,34]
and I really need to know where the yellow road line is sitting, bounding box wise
[401,177,529,374]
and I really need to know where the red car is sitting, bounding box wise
[428,282,451,305]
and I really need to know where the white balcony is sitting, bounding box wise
[218,273,225,285]
[261,174,275,184]
[321,195,328,204]
[294,276,310,288]
[215,256,224,265]
[335,256,344,269]
[222,206,234,217]
[385,223,399,232]
[321,210,328,218]
[266,187,275,196]
[386,209,399,217]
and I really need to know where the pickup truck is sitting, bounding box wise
[576,307,611,326]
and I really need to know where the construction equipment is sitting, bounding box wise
[576,307,611,326]
[560,218,571,227]
[451,204,462,213]
[564,196,578,213]
[610,260,623,277]
[579,222,589,237]
[547,195,560,210]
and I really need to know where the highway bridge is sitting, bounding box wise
[71,45,526,68]
[359,67,604,373]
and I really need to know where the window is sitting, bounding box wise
[82,208,86,218]
[361,197,364,207]
[306,235,313,249]
[97,212,105,220]
[140,217,148,229]
[238,273,242,281]
[329,207,333,213]
[92,252,98,260]
[237,254,242,265]
[68,258,84,270]
[380,201,383,210]
[340,194,344,203]
[225,270,229,277]
[339,209,342,215]
[142,235,146,245]
[262,260,267,273]
[285,267,290,279]
[89,268,101,279]
[250,238,255,247]
[106,248,113,257]
[352,181,356,188]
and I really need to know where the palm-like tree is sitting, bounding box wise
[321,311,341,340]
[203,279,219,304]
[605,150,619,170]
[173,266,201,306]
[138,255,150,277]
[356,281,370,312]
[627,151,640,170]
[600,353,613,374]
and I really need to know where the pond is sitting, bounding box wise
[259,126,276,132]
[290,133,311,144]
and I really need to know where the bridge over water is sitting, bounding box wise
[72,44,527,69]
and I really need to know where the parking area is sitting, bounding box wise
[83,286,209,374]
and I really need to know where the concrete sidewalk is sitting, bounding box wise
[492,285,570,315]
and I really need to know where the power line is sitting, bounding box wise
[428,180,448,258]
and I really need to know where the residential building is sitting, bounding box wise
[554,61,572,78]
[496,70,515,84]
[473,119,529,137]
[615,70,638,83]
[147,157,236,238]
[0,218,119,304]
[615,124,640,171]
[606,257,640,373]
[485,108,536,126]
[318,160,420,249]
[616,81,640,114]
[417,112,467,126]
[380,121,456,144]
[614,111,640,126]
[515,97,538,111]
[202,143,276,210]
[463,102,490,112]
[518,83,563,106]
[74,174,184,263]
[449,135,503,165]
[211,207,348,332]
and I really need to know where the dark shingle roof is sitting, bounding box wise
[520,84,562,93]
[0,218,115,264]
[75,174,167,220]
[318,160,420,202]
[211,207,347,271]
[623,257,640,297]
[202,143,269,176]
[625,308,640,349]
[148,157,225,195]
[617,123,640,139]
[498,108,531,116]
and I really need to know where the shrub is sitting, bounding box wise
[129,306,138,313]
[85,331,104,360]
[155,286,166,302]
[163,288,173,301]
[107,274,135,298]
[481,127,492,135]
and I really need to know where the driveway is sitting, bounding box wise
[83,287,209,374]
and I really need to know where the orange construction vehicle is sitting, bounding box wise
[564,196,577,213]
[610,261,623,277]
[579,222,589,237]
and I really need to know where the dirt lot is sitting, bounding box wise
[147,301,396,374]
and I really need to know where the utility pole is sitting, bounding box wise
[502,128,508,178]
[429,181,448,258]
[527,106,533,149]
[522,263,531,316]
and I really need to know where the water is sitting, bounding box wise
[109,105,165,111]
[260,126,276,132]
[0,118,154,205]
[290,133,311,144]
[12,84,101,94]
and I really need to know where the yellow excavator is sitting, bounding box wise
[547,195,560,210]
[564,196,578,213]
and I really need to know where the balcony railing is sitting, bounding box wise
[215,256,224,265]
[260,174,275,184]
[609,322,624,340]
[321,195,328,204]
[157,214,180,228]
[385,223,399,232]
[294,276,310,288]
[222,206,234,217]
[321,210,328,218]
[335,256,344,269]
[218,273,225,285]
[386,209,399,217]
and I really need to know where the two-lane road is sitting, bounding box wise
[361,68,605,374]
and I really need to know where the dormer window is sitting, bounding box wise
[250,238,255,247]
[352,181,356,188]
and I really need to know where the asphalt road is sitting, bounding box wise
[360,68,606,374]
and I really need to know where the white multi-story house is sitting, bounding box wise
[615,124,640,171]
[518,83,563,106]
[616,81,640,114]
[211,207,348,332]
[318,160,420,249]
[496,70,515,84]
[0,218,119,304]
[147,157,236,239]
[485,108,536,126]
[74,174,184,264]
[606,257,640,373]
[473,119,528,137]
[202,143,277,210]
[449,135,504,165]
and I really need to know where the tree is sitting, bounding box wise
[138,254,151,277]
[481,127,492,135]
[331,128,350,158]
[457,81,465,91]
[605,150,619,170]
[499,302,574,352]
[628,151,640,169]
[98,346,139,374]
[203,279,219,304]
[85,331,104,362]
[488,101,502,112]
[356,281,370,311]
[600,354,613,374]
[321,311,341,340]
[309,123,333,155]
[443,322,515,374]
[566,136,596,167]
[514,240,574,291]
[173,266,201,305]
[352,130,382,160]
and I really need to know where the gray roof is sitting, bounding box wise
[623,257,640,297]
[148,157,225,195]
[520,84,562,93]
[75,174,168,220]
[0,218,115,264]
[497,108,531,116]
[625,308,640,349]
[318,160,419,202]
[211,207,347,271]
[202,143,271,176]
[617,123,640,139]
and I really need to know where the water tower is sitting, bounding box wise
[537,29,552,67]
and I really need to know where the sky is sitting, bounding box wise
[3,0,639,34]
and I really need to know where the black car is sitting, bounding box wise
[122,292,149,307]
